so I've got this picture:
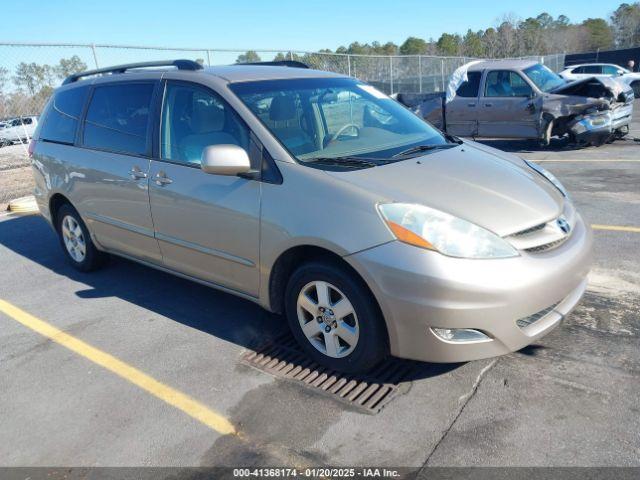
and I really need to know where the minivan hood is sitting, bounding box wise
[326,143,564,237]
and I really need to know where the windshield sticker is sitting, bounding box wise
[357,84,389,100]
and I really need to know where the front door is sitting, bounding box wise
[477,70,541,139]
[148,81,261,296]
[78,81,161,263]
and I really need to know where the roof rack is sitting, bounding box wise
[241,60,309,69]
[62,59,203,85]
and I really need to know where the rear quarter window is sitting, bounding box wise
[455,71,481,97]
[39,86,89,144]
[83,83,155,156]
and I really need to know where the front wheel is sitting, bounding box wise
[285,261,388,373]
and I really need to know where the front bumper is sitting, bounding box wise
[569,103,633,144]
[346,214,592,363]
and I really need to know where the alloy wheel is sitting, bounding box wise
[296,280,360,358]
[61,215,87,263]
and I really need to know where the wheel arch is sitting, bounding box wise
[267,245,385,325]
[49,192,74,228]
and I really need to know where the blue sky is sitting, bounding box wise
[1,0,619,51]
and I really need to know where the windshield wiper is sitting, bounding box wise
[306,156,380,169]
[391,143,455,158]
[444,133,463,144]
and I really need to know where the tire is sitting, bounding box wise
[56,204,108,272]
[538,118,553,147]
[285,260,388,373]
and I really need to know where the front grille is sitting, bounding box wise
[512,223,546,237]
[524,237,568,253]
[507,207,574,254]
[516,303,559,329]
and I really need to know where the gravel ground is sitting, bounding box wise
[0,144,33,209]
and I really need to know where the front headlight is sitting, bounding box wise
[525,160,568,197]
[378,203,518,259]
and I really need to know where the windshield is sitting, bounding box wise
[523,64,566,92]
[230,78,448,165]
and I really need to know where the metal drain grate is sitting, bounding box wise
[241,333,416,414]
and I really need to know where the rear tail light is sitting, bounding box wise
[28,139,36,157]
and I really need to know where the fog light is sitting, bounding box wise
[432,328,491,343]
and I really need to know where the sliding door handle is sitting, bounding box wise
[129,166,147,180]
[154,172,173,186]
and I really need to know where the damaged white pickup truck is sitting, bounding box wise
[397,59,634,146]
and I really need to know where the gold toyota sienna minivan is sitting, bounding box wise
[30,60,592,373]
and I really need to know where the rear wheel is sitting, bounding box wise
[285,261,388,373]
[56,204,107,272]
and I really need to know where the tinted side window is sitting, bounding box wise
[571,66,584,74]
[456,72,481,97]
[39,87,88,144]
[485,71,532,97]
[583,65,602,74]
[83,83,154,156]
[160,83,249,165]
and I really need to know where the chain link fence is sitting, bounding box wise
[0,42,565,130]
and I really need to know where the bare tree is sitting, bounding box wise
[235,51,261,63]
[13,63,55,95]
[0,67,8,94]
[54,55,88,79]
[611,2,640,47]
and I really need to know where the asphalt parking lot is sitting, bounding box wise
[0,113,639,471]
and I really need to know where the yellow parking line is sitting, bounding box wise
[592,224,640,233]
[0,299,236,436]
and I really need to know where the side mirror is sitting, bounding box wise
[201,144,251,176]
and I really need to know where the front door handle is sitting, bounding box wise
[467,103,476,107]
[527,102,536,113]
[129,166,147,180]
[154,172,173,186]
[484,103,493,107]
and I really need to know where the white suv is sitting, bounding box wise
[559,63,640,97]
[0,116,38,146]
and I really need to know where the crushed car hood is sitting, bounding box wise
[550,75,631,101]
[541,76,633,117]
[327,143,564,237]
